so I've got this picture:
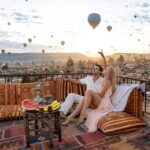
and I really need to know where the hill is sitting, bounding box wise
[0,52,100,63]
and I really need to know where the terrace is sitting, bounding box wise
[0,73,150,149]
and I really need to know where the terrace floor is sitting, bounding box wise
[0,113,150,150]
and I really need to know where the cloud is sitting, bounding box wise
[0,40,62,53]
[0,30,25,39]
[142,3,150,7]
[11,12,42,24]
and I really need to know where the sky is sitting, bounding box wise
[0,0,150,56]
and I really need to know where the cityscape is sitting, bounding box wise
[0,52,149,81]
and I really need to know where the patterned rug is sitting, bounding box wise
[0,120,149,150]
[108,129,150,150]
[0,120,119,150]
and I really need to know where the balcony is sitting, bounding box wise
[0,73,149,149]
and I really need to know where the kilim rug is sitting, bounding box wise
[0,119,149,150]
[0,120,120,150]
[108,130,150,150]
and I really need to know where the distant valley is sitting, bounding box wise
[0,52,100,63]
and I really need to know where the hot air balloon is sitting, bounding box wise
[87,13,101,29]
[107,25,112,32]
[1,49,5,54]
[61,41,65,46]
[137,39,140,42]
[23,43,27,47]
[28,38,32,43]
[33,35,36,38]
[8,22,11,26]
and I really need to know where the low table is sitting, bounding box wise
[22,109,62,148]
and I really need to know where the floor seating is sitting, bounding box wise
[0,78,145,134]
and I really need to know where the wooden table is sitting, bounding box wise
[22,109,62,148]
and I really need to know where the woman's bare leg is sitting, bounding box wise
[79,90,102,123]
[62,99,84,125]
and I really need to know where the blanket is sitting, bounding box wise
[111,84,138,112]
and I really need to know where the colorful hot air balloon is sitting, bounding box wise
[61,41,65,46]
[87,13,101,29]
[107,25,112,32]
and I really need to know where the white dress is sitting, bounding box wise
[85,85,114,132]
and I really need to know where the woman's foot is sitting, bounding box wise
[76,115,86,125]
[62,117,75,125]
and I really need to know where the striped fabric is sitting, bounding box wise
[0,105,22,121]
[98,112,145,135]
[124,88,142,119]
[0,81,54,120]
[0,80,143,126]
[0,84,6,105]
[54,79,87,102]
[54,78,65,102]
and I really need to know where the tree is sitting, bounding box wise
[42,49,45,54]
[77,60,86,72]
[119,55,124,63]
[1,63,8,70]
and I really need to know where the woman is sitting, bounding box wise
[62,66,116,132]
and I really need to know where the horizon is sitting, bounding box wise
[0,0,150,56]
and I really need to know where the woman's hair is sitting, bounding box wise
[108,66,116,94]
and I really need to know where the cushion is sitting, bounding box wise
[97,112,145,135]
[0,105,23,121]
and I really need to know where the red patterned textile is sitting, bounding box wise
[0,84,6,105]
[16,82,36,104]
[98,112,145,134]
[6,83,17,105]
[54,78,65,102]
[16,81,54,104]
[0,105,22,121]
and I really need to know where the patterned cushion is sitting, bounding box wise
[97,112,145,134]
[0,105,22,121]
